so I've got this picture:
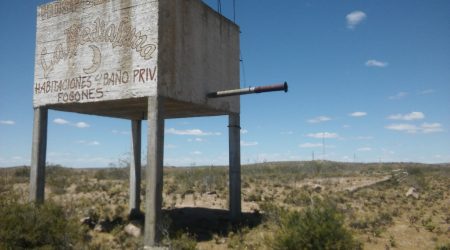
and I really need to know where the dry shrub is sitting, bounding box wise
[270,198,361,250]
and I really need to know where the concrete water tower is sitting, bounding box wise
[32,0,239,246]
[31,0,286,247]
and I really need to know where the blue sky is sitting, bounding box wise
[0,0,449,167]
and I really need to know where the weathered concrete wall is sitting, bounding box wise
[158,0,240,114]
[34,0,240,116]
[34,0,159,107]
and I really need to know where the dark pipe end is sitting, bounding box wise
[284,81,288,93]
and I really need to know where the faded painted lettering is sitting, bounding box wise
[40,17,156,78]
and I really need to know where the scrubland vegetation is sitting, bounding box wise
[0,161,449,249]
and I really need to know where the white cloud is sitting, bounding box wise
[357,147,372,152]
[299,143,323,148]
[306,132,339,139]
[307,116,331,123]
[0,120,15,125]
[76,140,100,146]
[346,10,367,29]
[421,123,443,133]
[241,140,258,147]
[365,59,388,67]
[387,111,425,121]
[385,123,443,134]
[385,123,418,133]
[166,128,221,136]
[349,111,367,117]
[188,138,204,142]
[241,129,248,134]
[54,118,90,128]
[389,92,408,100]
[191,151,202,155]
[53,118,69,125]
[75,122,90,128]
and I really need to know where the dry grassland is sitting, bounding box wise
[1,161,449,249]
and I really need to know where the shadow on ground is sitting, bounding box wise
[163,207,262,241]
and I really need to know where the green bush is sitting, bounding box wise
[0,197,84,249]
[284,189,312,206]
[271,199,360,250]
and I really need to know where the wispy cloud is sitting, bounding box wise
[388,92,408,100]
[241,140,258,147]
[191,151,202,155]
[346,10,367,29]
[421,123,444,133]
[357,147,372,151]
[419,89,435,95]
[306,132,339,139]
[385,124,418,133]
[365,59,388,68]
[299,142,323,148]
[53,118,69,125]
[385,123,444,134]
[0,120,15,125]
[241,129,248,134]
[188,138,204,142]
[349,111,367,117]
[76,140,100,146]
[166,128,221,136]
[53,118,90,128]
[387,111,424,121]
[307,116,331,123]
[75,122,90,128]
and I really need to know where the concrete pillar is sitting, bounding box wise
[144,96,165,247]
[129,120,142,216]
[30,107,48,203]
[228,113,241,222]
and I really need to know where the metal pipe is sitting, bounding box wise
[207,82,288,98]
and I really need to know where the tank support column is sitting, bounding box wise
[130,120,142,216]
[30,107,48,203]
[144,96,165,247]
[229,112,241,222]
